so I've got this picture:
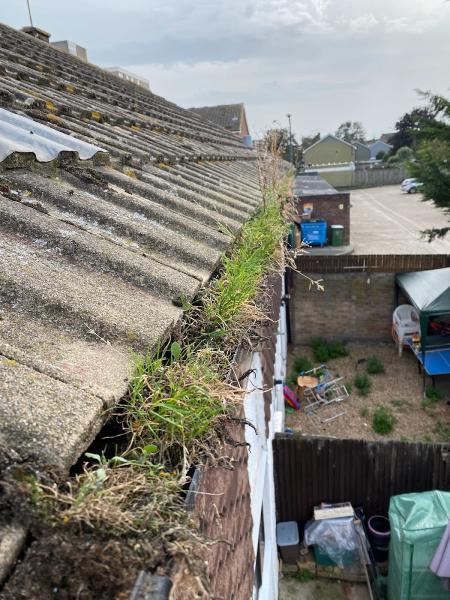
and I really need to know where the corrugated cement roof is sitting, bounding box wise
[0,22,262,471]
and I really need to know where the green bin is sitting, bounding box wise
[331,224,344,247]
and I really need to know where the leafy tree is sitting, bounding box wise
[407,93,450,238]
[376,150,387,160]
[335,121,366,143]
[390,107,432,152]
[262,128,301,166]
[301,132,320,150]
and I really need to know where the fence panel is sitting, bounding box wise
[273,435,450,523]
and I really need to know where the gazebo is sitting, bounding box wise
[396,268,450,386]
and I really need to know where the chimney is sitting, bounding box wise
[21,26,50,43]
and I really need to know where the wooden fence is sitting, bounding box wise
[273,435,450,524]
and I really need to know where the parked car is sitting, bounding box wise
[401,178,423,193]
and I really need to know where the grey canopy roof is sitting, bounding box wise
[396,268,450,315]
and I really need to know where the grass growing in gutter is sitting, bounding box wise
[20,172,293,595]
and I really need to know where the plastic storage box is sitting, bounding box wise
[300,220,327,246]
[276,521,300,564]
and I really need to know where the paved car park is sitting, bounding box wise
[350,185,450,254]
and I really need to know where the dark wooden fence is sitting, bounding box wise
[296,254,450,274]
[273,435,450,524]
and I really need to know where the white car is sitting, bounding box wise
[401,178,423,193]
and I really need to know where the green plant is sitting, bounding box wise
[360,407,369,418]
[425,386,444,402]
[310,338,348,362]
[391,399,407,409]
[294,568,315,583]
[354,373,372,396]
[366,356,385,375]
[292,356,313,374]
[346,381,353,394]
[372,406,396,435]
[433,421,450,442]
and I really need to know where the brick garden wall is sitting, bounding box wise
[291,271,395,343]
[290,254,450,345]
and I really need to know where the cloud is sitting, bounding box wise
[345,13,379,34]
[250,0,331,32]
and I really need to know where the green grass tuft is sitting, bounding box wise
[372,406,396,435]
[354,373,372,396]
[366,356,385,375]
[292,356,313,374]
[311,338,348,362]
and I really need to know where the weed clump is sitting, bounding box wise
[366,356,385,375]
[354,373,372,396]
[311,338,348,362]
[293,356,313,374]
[373,406,396,435]
[422,387,444,410]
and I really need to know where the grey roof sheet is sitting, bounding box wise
[0,107,105,162]
[189,103,243,133]
[294,174,338,196]
[0,23,262,470]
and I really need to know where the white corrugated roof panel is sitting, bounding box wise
[0,107,106,162]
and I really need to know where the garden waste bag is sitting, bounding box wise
[387,490,450,599]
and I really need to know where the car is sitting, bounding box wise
[401,178,423,193]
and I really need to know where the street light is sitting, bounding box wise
[286,113,293,164]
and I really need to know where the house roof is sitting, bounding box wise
[188,103,244,133]
[353,141,370,151]
[0,22,261,471]
[303,134,356,154]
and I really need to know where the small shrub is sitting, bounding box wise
[433,421,450,442]
[360,407,369,418]
[328,340,349,359]
[425,386,444,402]
[292,356,313,374]
[311,338,330,362]
[373,406,396,435]
[354,373,372,396]
[294,568,315,583]
[346,381,353,394]
[311,338,348,362]
[366,356,385,375]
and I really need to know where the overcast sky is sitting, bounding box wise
[2,1,450,139]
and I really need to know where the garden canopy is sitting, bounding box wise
[396,267,450,356]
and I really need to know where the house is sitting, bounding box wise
[370,139,393,159]
[189,102,251,145]
[0,22,286,600]
[353,140,371,163]
[303,134,356,166]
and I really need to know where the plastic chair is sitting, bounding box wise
[393,304,420,356]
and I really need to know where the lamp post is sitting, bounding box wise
[26,0,34,27]
[286,113,293,164]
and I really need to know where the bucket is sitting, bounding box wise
[367,515,390,563]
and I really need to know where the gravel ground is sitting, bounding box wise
[286,343,450,442]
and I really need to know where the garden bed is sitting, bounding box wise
[286,342,450,442]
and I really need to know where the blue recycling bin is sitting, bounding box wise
[300,220,327,246]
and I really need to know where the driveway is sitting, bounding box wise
[350,185,450,254]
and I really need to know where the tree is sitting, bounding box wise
[387,146,414,164]
[261,128,301,166]
[301,132,320,150]
[390,107,432,152]
[335,121,366,143]
[407,93,450,238]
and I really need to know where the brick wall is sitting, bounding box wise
[290,271,396,343]
[295,192,350,245]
